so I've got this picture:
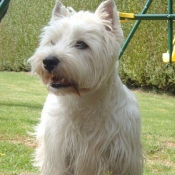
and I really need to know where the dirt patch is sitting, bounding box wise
[163,160,175,167]
[166,141,175,148]
[19,173,39,175]
[9,135,37,148]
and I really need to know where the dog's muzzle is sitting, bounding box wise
[43,56,60,72]
[42,55,80,95]
[43,56,72,89]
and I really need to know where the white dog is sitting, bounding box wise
[28,0,143,174]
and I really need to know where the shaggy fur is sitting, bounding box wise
[28,0,143,174]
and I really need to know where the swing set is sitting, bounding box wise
[0,0,175,64]
[119,0,175,65]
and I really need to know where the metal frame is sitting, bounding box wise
[0,0,11,22]
[119,0,174,64]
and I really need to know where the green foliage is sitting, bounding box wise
[0,0,55,71]
[118,0,175,93]
[0,0,175,92]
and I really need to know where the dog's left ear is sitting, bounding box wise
[51,0,69,21]
[95,0,122,33]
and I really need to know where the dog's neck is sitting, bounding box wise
[57,71,125,114]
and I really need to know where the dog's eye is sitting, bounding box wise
[51,40,55,45]
[75,41,88,49]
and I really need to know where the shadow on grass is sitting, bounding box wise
[0,101,43,110]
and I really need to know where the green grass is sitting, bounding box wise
[0,72,47,174]
[137,91,175,175]
[0,72,175,175]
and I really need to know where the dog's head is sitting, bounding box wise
[28,0,123,96]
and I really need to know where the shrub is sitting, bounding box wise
[0,0,55,71]
[118,0,175,93]
[0,0,175,92]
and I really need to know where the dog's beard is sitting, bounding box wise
[40,69,81,96]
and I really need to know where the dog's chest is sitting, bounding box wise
[44,98,111,147]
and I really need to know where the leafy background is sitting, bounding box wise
[0,0,175,92]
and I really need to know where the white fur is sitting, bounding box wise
[28,0,143,174]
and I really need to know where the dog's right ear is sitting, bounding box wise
[51,0,69,21]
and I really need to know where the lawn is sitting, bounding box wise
[0,72,175,175]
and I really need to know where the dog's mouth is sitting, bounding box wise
[50,76,71,88]
[49,75,80,96]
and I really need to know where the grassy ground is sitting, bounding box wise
[0,72,175,175]
[0,72,47,174]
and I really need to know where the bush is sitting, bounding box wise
[0,0,175,92]
[118,0,175,93]
[0,0,55,71]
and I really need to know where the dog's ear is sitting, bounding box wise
[51,0,69,21]
[95,0,121,32]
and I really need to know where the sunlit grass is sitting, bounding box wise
[136,91,175,175]
[0,72,175,174]
[0,72,47,174]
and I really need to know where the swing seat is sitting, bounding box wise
[162,47,175,63]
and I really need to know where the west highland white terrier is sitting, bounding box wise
[28,0,143,174]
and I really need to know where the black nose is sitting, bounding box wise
[43,56,60,72]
